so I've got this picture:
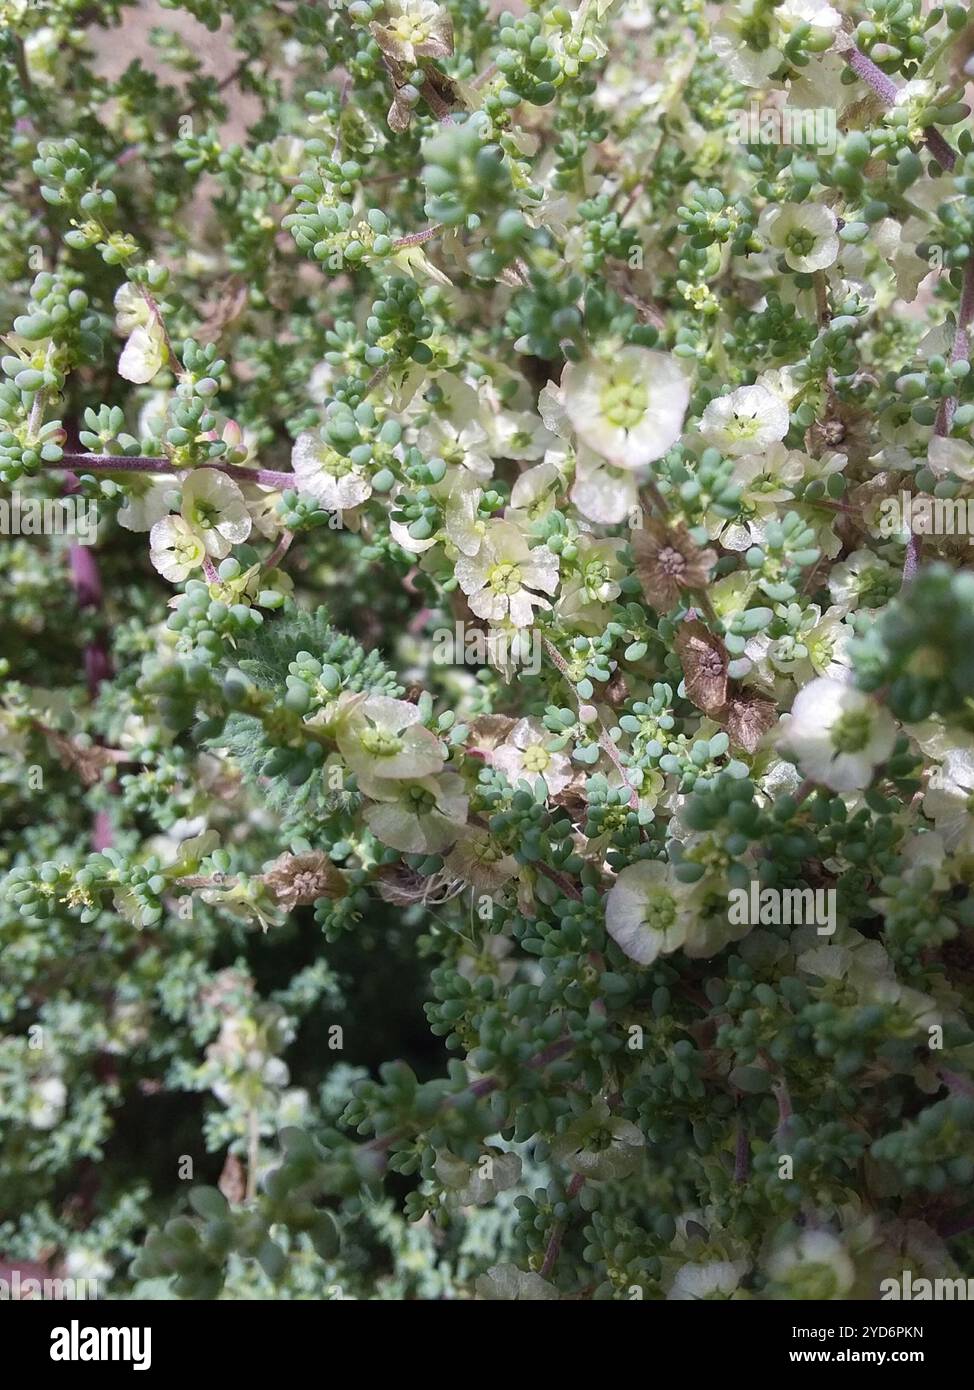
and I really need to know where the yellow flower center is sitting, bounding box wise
[642,889,677,932]
[601,377,648,431]
[360,727,403,757]
[522,743,550,773]
[488,562,523,596]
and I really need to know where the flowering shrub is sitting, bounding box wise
[1,0,973,1302]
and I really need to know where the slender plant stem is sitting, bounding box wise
[844,45,899,104]
[540,1172,585,1279]
[734,1120,750,1183]
[541,635,640,810]
[264,529,294,572]
[53,452,298,490]
[391,223,443,250]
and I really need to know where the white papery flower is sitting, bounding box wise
[335,694,445,784]
[761,203,839,273]
[779,678,897,791]
[537,380,572,439]
[114,281,149,336]
[149,515,206,582]
[308,359,337,404]
[114,282,168,384]
[180,468,252,559]
[117,477,178,532]
[119,325,167,384]
[700,384,790,457]
[556,535,625,628]
[923,749,974,852]
[711,20,782,88]
[928,436,974,482]
[363,771,468,853]
[454,520,559,627]
[491,717,573,794]
[768,604,853,684]
[371,0,453,64]
[291,432,372,510]
[442,474,486,556]
[29,1076,67,1130]
[789,50,849,112]
[767,1231,855,1298]
[417,377,495,479]
[457,934,517,985]
[570,447,641,525]
[827,549,897,612]
[778,0,842,36]
[507,454,565,525]
[390,471,485,558]
[669,1260,749,1301]
[795,605,854,683]
[485,409,557,462]
[560,347,689,468]
[716,446,804,550]
[604,860,696,966]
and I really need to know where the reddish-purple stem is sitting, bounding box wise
[53,452,298,490]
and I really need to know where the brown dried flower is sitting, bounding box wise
[675,620,728,715]
[633,517,716,612]
[722,694,777,754]
[46,730,125,787]
[261,852,346,910]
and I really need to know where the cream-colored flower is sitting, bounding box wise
[767,1231,855,1299]
[560,347,689,468]
[454,520,559,628]
[711,19,782,88]
[119,325,167,384]
[444,825,519,894]
[180,469,252,559]
[117,476,178,532]
[715,446,804,550]
[457,934,517,985]
[923,749,974,853]
[778,0,841,37]
[700,384,790,457]
[416,377,495,480]
[491,717,573,794]
[28,1075,67,1130]
[827,549,897,612]
[570,445,641,525]
[149,515,206,582]
[779,678,896,792]
[761,203,839,273]
[928,436,974,482]
[770,604,853,684]
[115,282,168,384]
[390,471,485,558]
[363,771,468,853]
[669,1260,749,1301]
[556,535,626,628]
[604,859,696,965]
[291,431,372,511]
[335,694,445,783]
[485,409,557,462]
[370,0,453,65]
